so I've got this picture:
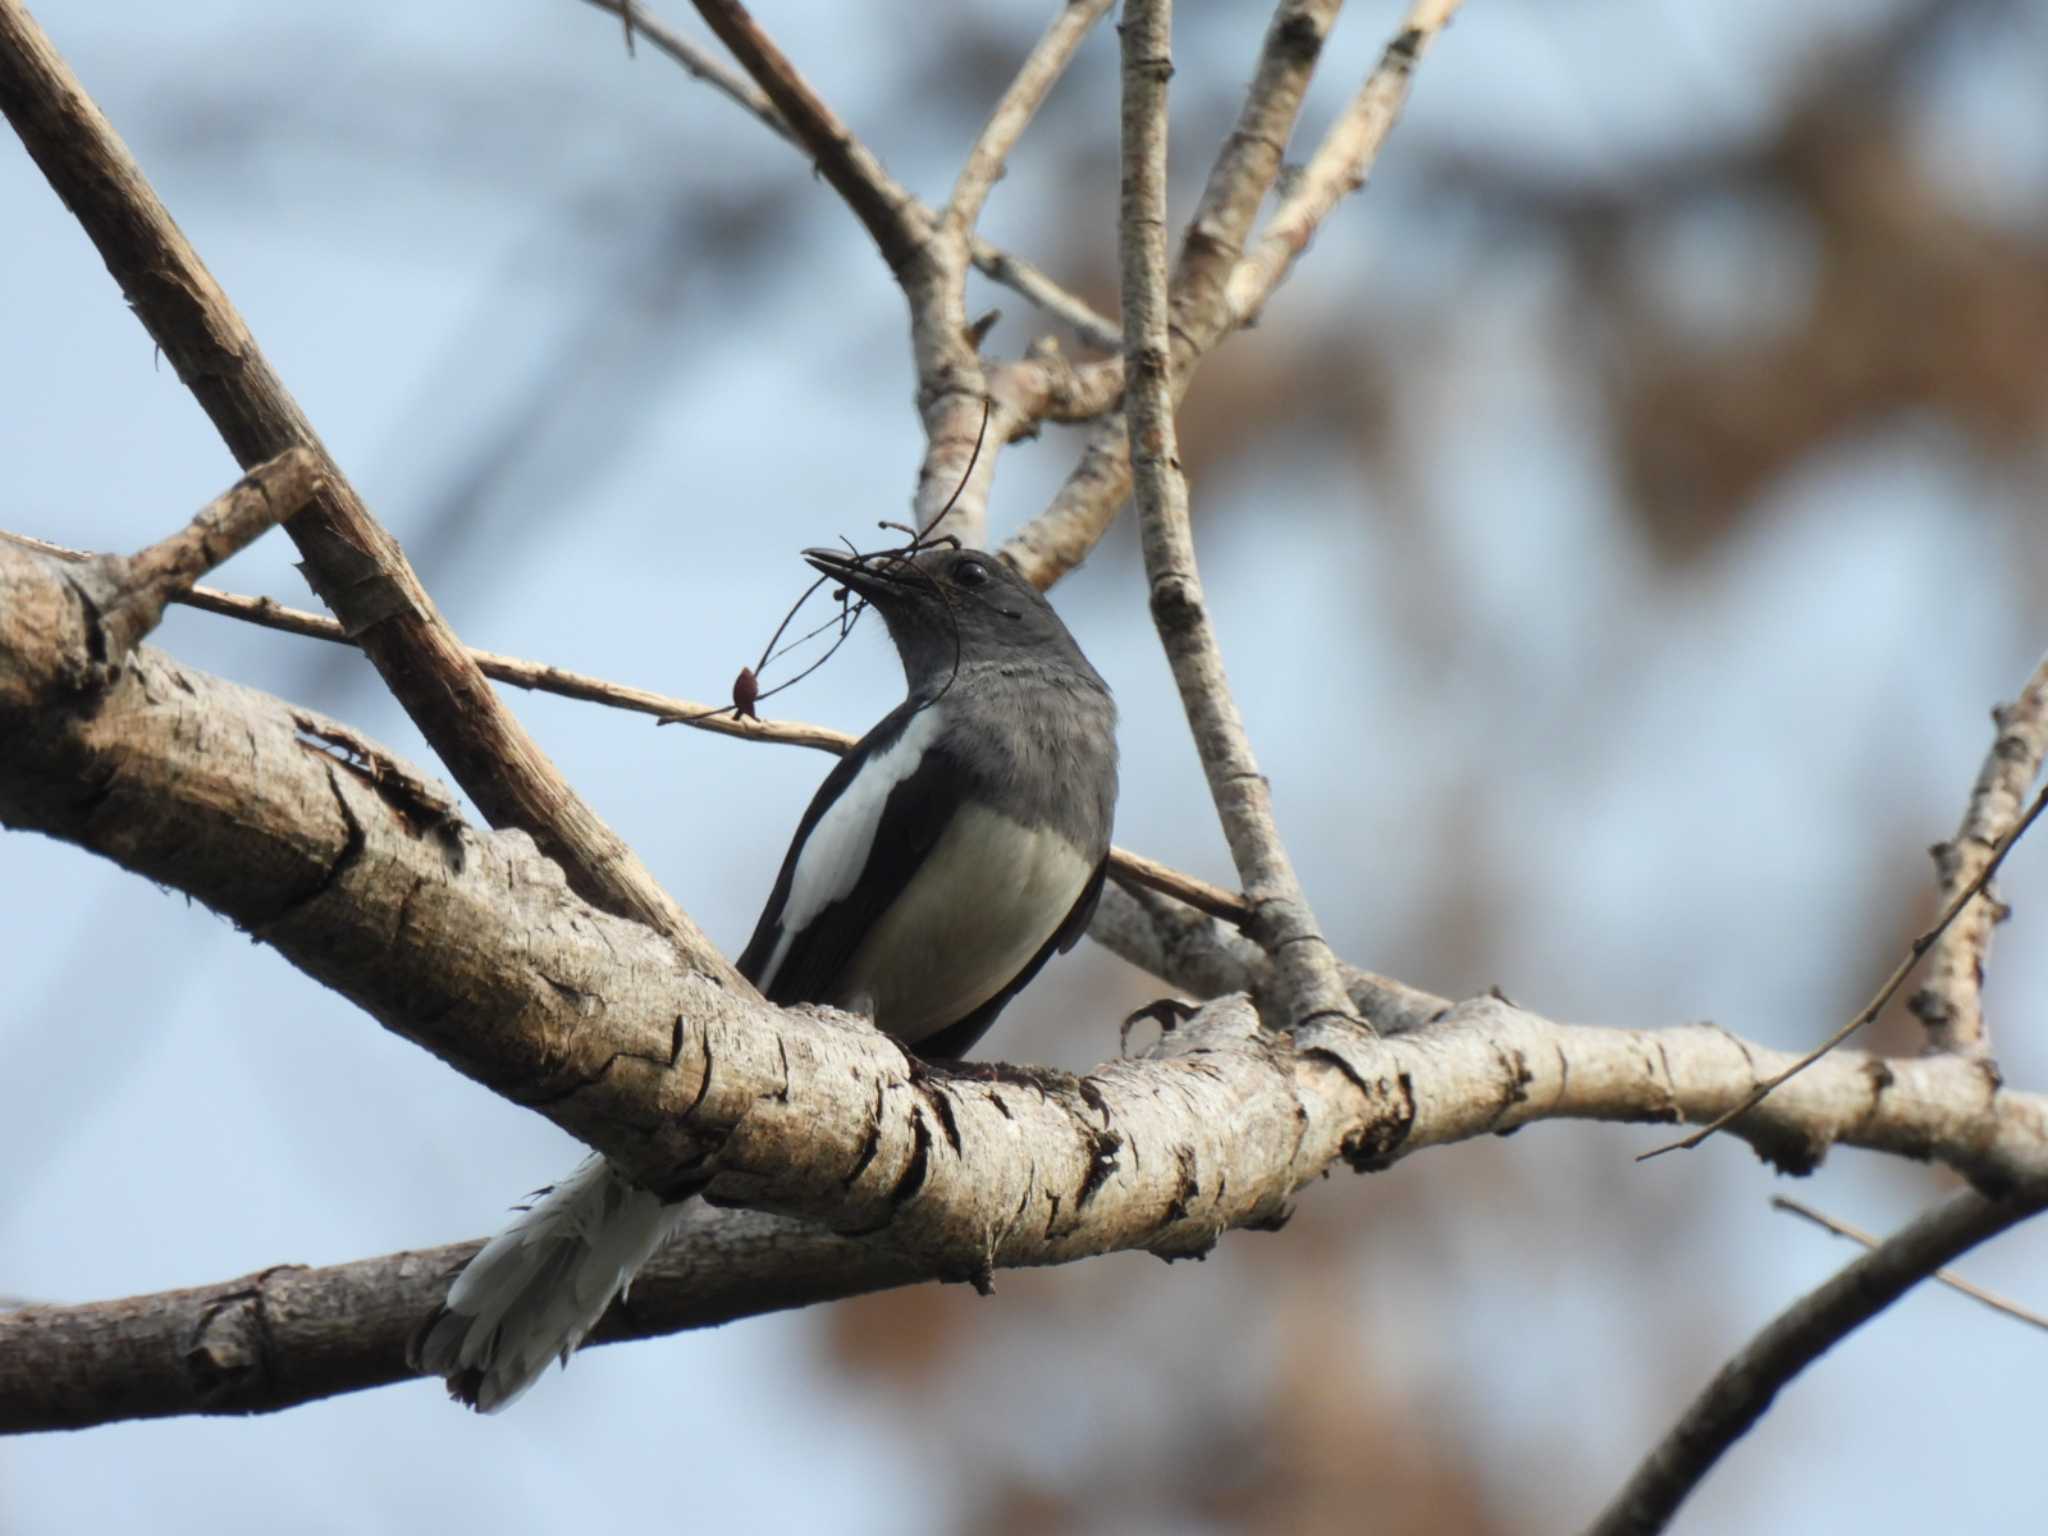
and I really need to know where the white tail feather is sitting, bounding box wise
[411,1156,685,1412]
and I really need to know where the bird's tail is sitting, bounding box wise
[411,1155,683,1412]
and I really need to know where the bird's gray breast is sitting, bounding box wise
[933,660,1118,853]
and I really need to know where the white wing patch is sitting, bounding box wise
[755,705,942,995]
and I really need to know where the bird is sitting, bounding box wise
[412,543,1119,1410]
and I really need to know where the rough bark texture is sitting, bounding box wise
[0,1206,920,1433]
[5,534,2047,1430]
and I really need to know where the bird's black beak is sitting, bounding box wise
[803,548,916,606]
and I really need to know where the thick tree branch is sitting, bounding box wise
[1911,651,2048,1056]
[0,0,723,973]
[7,540,2046,1431]
[0,1206,920,1433]
[1588,1189,2047,1536]
[1120,0,1351,1030]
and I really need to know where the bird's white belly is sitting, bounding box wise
[837,804,1094,1042]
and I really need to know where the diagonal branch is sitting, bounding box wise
[0,0,725,974]
[1771,1195,2048,1333]
[1119,0,1352,1030]
[945,0,1115,238]
[1090,879,1450,1034]
[72,451,323,667]
[1911,650,2048,1056]
[1224,4,1461,325]
[579,0,1122,350]
[966,240,1123,355]
[683,0,1072,549]
[686,0,926,273]
[1588,1189,2047,1536]
[1173,0,1346,345]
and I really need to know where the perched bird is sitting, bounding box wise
[413,544,1119,1409]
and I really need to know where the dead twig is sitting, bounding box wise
[1004,0,1463,590]
[945,0,1114,238]
[1589,1189,2046,1536]
[688,0,925,272]
[1772,1195,2048,1334]
[1641,781,2048,1161]
[1225,4,1464,325]
[1910,652,2048,1056]
[575,0,1120,348]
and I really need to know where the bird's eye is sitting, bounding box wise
[953,558,991,588]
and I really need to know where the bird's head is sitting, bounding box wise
[803,544,1097,696]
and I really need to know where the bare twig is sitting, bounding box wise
[66,451,322,665]
[1589,1190,2047,1536]
[1911,651,2048,1056]
[945,0,1114,237]
[1119,0,1351,1029]
[582,0,790,139]
[688,0,925,272]
[968,242,1122,353]
[674,0,1015,549]
[1225,3,1463,325]
[1004,0,1462,590]
[577,0,1120,349]
[115,451,322,607]
[1174,0,1346,343]
[0,531,1250,920]
[1102,847,1248,925]
[0,1,725,974]
[1643,781,2048,1160]
[1772,1195,2048,1333]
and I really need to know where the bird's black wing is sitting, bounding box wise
[915,852,1109,1063]
[737,699,963,1009]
